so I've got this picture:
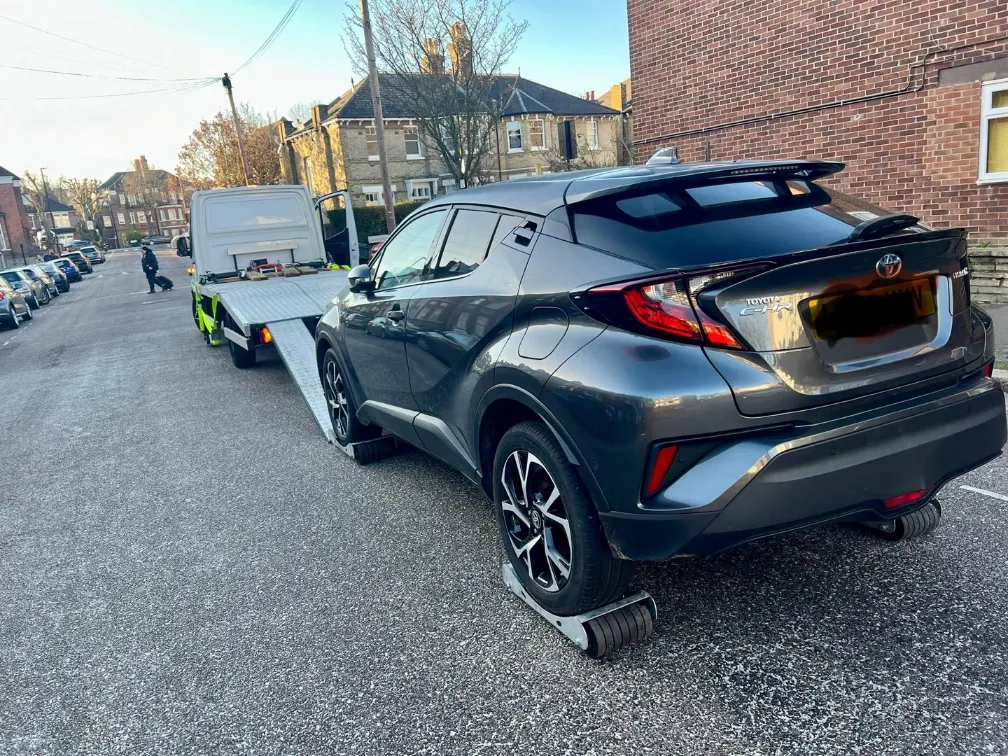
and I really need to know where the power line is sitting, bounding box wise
[0,80,216,102]
[0,12,193,76]
[233,0,303,75]
[0,62,214,83]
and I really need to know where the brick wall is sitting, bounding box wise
[0,180,32,256]
[628,0,1008,251]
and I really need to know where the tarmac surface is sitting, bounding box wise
[2,249,1007,755]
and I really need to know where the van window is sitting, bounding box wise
[434,209,499,278]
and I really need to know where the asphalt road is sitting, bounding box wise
[2,250,1008,755]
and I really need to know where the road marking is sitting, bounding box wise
[961,485,1008,502]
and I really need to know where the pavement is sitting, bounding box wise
[2,251,1008,755]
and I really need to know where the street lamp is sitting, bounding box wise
[93,191,119,250]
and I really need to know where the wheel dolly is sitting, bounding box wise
[334,434,401,464]
[502,564,657,658]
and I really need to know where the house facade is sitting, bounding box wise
[0,166,33,264]
[26,197,79,246]
[276,74,621,208]
[628,0,1008,301]
[598,78,632,166]
[97,156,187,246]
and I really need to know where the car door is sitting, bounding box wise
[405,207,532,464]
[341,207,449,413]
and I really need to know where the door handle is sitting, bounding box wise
[387,308,405,322]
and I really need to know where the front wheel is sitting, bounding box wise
[28,294,40,310]
[22,305,33,321]
[322,348,380,446]
[494,421,633,616]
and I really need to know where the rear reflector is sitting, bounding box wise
[260,326,273,345]
[884,489,929,509]
[983,362,994,378]
[646,445,678,497]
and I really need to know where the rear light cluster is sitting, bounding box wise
[577,266,765,350]
[884,488,930,509]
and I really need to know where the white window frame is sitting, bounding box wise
[506,120,522,153]
[0,219,6,250]
[137,210,147,224]
[361,184,397,206]
[103,215,112,226]
[529,119,546,151]
[117,212,126,225]
[366,125,379,161]
[404,126,423,159]
[979,78,1008,184]
[129,212,136,224]
[118,192,126,205]
[588,119,600,150]
[405,178,437,199]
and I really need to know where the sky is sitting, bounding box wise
[0,0,630,182]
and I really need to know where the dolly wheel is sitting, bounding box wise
[585,603,655,659]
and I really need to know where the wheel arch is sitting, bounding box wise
[473,384,609,512]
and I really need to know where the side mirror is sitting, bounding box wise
[347,264,375,293]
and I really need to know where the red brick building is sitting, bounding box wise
[0,165,33,265]
[628,2,1008,255]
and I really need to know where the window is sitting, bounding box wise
[129,212,136,224]
[507,121,522,152]
[434,209,499,278]
[980,79,1008,183]
[118,192,126,205]
[529,119,545,150]
[366,125,378,159]
[127,194,137,206]
[103,215,112,226]
[686,181,777,206]
[587,120,600,150]
[137,211,147,224]
[0,219,6,250]
[117,212,125,225]
[160,210,167,222]
[404,126,422,158]
[372,210,447,289]
[364,191,381,206]
[408,179,434,199]
[303,156,314,192]
[362,185,397,206]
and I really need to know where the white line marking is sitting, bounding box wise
[961,485,1008,502]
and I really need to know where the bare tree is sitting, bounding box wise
[288,100,322,123]
[542,131,619,173]
[61,177,101,238]
[343,0,527,187]
[123,167,168,236]
[20,170,57,249]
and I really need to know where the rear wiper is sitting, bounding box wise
[847,213,920,242]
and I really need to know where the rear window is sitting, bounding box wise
[572,180,927,269]
[1,271,21,284]
[434,209,498,278]
[206,195,305,232]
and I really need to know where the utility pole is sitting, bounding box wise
[222,73,251,186]
[360,0,396,234]
[40,167,60,255]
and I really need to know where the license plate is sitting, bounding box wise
[807,277,936,341]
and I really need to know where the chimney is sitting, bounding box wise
[421,37,445,75]
[448,22,472,80]
[311,103,326,130]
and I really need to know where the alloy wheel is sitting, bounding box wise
[500,450,573,593]
[324,360,350,441]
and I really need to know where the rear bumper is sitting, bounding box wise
[600,377,1007,561]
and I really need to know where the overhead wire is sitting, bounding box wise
[0,63,215,84]
[232,0,304,75]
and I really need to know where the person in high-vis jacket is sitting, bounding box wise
[141,245,158,293]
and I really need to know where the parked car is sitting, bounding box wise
[51,257,82,283]
[18,266,58,300]
[0,276,31,328]
[80,245,105,264]
[314,160,1006,616]
[36,261,70,292]
[0,269,48,308]
[64,240,90,252]
[142,234,172,246]
[61,251,92,274]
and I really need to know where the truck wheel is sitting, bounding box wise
[229,339,256,368]
[322,348,379,446]
[494,421,633,617]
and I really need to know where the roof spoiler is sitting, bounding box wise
[564,160,845,206]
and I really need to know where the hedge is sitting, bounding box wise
[326,199,429,242]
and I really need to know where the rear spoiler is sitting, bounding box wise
[563,161,845,206]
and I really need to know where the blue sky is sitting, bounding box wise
[0,0,630,180]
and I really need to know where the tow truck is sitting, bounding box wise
[188,184,363,443]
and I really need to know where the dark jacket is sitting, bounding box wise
[141,250,159,274]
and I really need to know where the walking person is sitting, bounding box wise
[141,245,159,293]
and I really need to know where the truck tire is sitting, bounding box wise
[494,421,633,616]
[229,339,256,368]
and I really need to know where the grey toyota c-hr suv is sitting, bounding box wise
[315,160,1006,616]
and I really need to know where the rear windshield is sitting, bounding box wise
[572,179,930,269]
[1,271,22,284]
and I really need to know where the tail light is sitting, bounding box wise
[576,266,767,350]
[982,361,994,379]
[884,488,930,509]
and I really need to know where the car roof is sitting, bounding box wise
[422,160,844,216]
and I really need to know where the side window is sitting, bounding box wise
[490,213,526,250]
[372,210,447,290]
[434,209,499,279]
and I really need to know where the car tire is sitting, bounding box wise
[41,289,50,305]
[322,347,380,446]
[229,338,256,369]
[6,309,19,329]
[494,421,633,616]
[22,306,32,321]
[28,294,39,309]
